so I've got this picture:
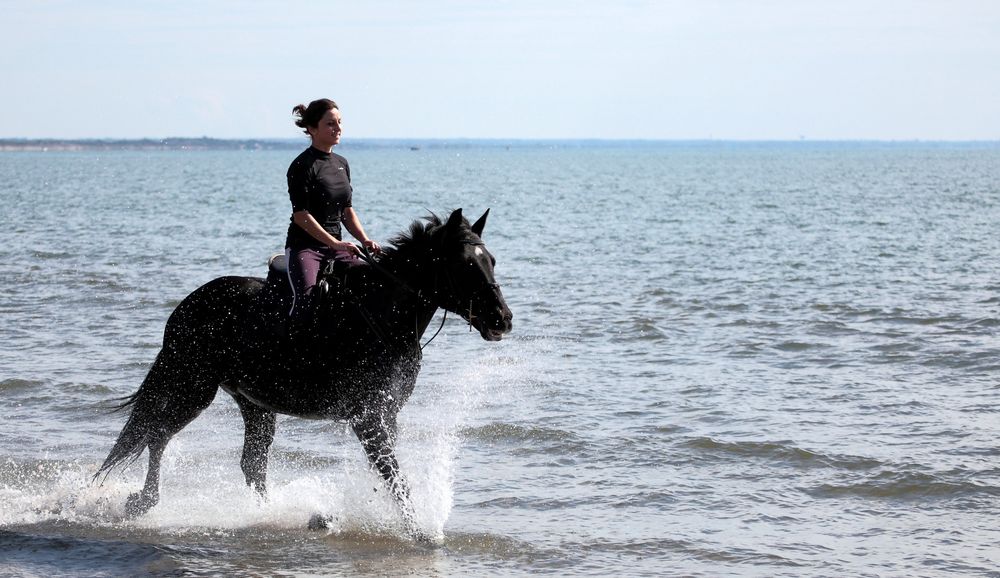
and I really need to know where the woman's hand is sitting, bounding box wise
[362,238,382,255]
[332,241,362,256]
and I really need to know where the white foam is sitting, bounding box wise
[0,339,533,541]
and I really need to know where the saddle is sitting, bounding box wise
[264,253,351,304]
[265,253,289,288]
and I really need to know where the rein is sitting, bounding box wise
[356,246,427,303]
[355,245,446,350]
[352,241,497,350]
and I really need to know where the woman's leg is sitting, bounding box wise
[285,247,326,321]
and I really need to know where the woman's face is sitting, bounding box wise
[308,107,342,150]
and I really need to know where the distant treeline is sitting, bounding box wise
[0,137,664,151]
[0,137,300,152]
[2,137,997,152]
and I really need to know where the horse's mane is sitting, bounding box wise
[381,212,479,260]
[384,213,443,256]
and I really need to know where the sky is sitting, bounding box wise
[1,0,998,140]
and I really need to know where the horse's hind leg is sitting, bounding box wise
[124,440,166,517]
[119,357,219,518]
[232,393,276,496]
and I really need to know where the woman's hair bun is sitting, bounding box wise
[292,104,308,128]
[292,99,338,133]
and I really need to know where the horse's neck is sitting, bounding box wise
[351,252,439,337]
[374,246,429,294]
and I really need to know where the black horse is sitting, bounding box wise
[95,209,512,540]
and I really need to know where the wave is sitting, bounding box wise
[805,469,1000,500]
[29,250,74,260]
[812,303,978,328]
[774,340,827,352]
[0,529,175,577]
[461,422,581,445]
[0,378,45,391]
[576,536,804,568]
[865,313,966,326]
[681,437,884,471]
[622,316,671,341]
[468,486,682,511]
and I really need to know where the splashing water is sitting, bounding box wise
[0,333,526,547]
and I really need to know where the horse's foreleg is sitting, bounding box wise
[233,393,276,496]
[351,416,408,500]
[351,416,426,541]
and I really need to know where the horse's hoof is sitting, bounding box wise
[307,513,334,530]
[249,482,269,501]
[410,530,439,547]
[401,519,439,546]
[124,492,155,518]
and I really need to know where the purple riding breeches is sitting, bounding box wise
[284,247,364,316]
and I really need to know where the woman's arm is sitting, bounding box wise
[292,210,361,255]
[342,207,381,253]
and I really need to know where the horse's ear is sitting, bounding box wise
[471,208,490,238]
[445,208,464,232]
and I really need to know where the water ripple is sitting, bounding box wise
[681,437,885,471]
[806,469,1000,501]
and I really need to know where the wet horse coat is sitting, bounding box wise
[95,209,512,539]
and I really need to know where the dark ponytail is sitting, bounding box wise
[292,99,339,134]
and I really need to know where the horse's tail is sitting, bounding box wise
[93,351,173,482]
[94,276,246,485]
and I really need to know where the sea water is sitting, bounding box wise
[1,142,999,576]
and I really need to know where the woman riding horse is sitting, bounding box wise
[95,207,512,542]
[284,98,381,339]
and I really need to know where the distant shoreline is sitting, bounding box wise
[0,137,298,152]
[1,137,998,152]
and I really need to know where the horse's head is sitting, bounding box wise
[431,209,513,341]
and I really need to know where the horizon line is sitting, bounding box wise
[2,136,1000,145]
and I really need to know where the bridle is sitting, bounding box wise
[355,242,501,349]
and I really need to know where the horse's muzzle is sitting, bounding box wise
[475,306,513,342]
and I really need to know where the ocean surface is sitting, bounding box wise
[1,141,999,577]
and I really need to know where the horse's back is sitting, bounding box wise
[175,275,265,313]
[162,275,269,347]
